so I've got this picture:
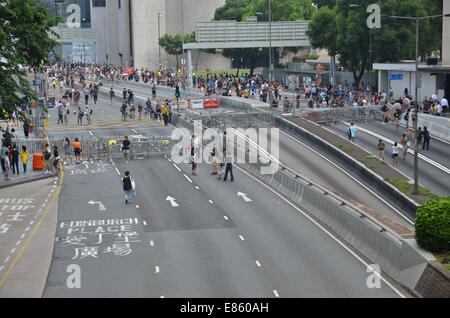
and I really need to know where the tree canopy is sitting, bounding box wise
[213,0,314,75]
[159,32,195,68]
[0,0,59,119]
[307,0,443,85]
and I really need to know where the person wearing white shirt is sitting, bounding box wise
[441,97,448,113]
[431,93,439,103]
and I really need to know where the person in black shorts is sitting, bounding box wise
[122,136,131,161]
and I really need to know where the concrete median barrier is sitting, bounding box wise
[239,160,440,297]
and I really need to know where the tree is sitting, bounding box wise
[214,0,313,76]
[159,32,195,68]
[0,0,59,119]
[307,0,436,86]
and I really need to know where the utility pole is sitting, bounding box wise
[268,0,273,110]
[158,13,162,70]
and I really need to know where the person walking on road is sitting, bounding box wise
[138,102,143,120]
[422,127,430,151]
[392,142,400,166]
[84,88,90,105]
[377,139,385,161]
[347,123,356,142]
[122,171,133,205]
[122,136,131,162]
[77,106,84,126]
[122,88,127,101]
[20,145,28,174]
[110,87,115,103]
[417,127,423,150]
[400,133,408,160]
[43,143,52,174]
[152,84,157,99]
[190,146,197,176]
[223,153,234,182]
[121,102,128,121]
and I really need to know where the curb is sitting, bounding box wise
[0,173,57,190]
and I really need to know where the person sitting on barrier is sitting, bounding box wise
[72,138,82,164]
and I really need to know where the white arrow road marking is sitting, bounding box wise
[237,192,253,202]
[166,196,179,207]
[88,201,106,211]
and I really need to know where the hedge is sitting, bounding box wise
[415,197,450,252]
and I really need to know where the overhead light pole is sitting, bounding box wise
[268,0,273,109]
[384,13,450,195]
[158,13,162,70]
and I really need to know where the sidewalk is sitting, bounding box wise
[0,169,55,189]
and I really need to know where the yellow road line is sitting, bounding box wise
[0,170,64,289]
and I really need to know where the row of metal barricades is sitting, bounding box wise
[11,135,177,162]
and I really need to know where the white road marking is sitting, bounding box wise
[173,164,182,172]
[195,186,200,190]
[4,256,10,263]
[273,290,280,297]
[168,158,172,162]
[30,220,34,225]
[278,130,414,226]
[235,164,407,298]
[223,216,229,220]
[150,241,154,247]
[160,296,165,298]
[48,193,52,197]
[38,208,43,213]
[255,260,262,267]
[41,204,46,208]
[10,248,16,254]
[85,163,89,169]
[131,129,138,133]
[44,199,49,203]
[239,235,245,241]
[143,221,147,226]
[136,205,140,209]
[183,174,193,183]
[20,234,25,239]
[0,266,4,272]
[154,266,160,273]
[115,168,121,176]
[25,227,30,232]
[33,214,38,220]
[16,240,21,246]
[208,200,214,204]
[88,131,94,136]
[166,196,179,207]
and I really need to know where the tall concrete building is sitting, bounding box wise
[131,0,230,70]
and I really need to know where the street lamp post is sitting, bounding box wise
[268,0,273,109]
[181,0,185,90]
[384,13,450,194]
[158,13,162,70]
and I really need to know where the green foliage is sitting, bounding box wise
[159,32,195,67]
[307,0,443,85]
[214,0,314,75]
[415,197,450,252]
[0,0,60,117]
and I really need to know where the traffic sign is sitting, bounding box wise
[389,74,403,80]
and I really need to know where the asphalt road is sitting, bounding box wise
[324,120,450,197]
[110,82,415,228]
[42,154,406,297]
